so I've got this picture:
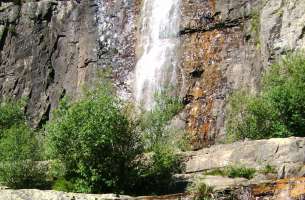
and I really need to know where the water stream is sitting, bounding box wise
[134,0,181,109]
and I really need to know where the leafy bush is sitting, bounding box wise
[226,53,305,141]
[130,145,182,195]
[0,100,45,189]
[0,100,25,135]
[52,178,74,192]
[262,53,305,135]
[226,91,289,142]
[46,76,184,194]
[45,84,142,193]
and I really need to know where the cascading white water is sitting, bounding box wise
[134,0,181,109]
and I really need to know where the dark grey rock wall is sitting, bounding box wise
[0,0,98,127]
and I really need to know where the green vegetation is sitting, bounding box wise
[0,73,184,195]
[187,180,214,200]
[261,164,276,175]
[226,166,256,179]
[203,166,256,180]
[227,53,305,141]
[44,79,184,194]
[226,91,288,142]
[0,100,46,189]
[0,100,25,134]
[138,88,184,151]
[45,82,142,193]
[250,10,261,48]
[52,178,74,192]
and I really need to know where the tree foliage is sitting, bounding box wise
[227,53,305,141]
[0,100,45,189]
[45,84,142,193]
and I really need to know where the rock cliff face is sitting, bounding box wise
[179,0,305,148]
[0,0,98,127]
[1,0,305,144]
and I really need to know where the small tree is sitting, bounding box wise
[262,53,305,136]
[226,91,289,141]
[45,84,142,193]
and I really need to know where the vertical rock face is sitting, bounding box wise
[0,0,98,127]
[96,0,141,100]
[179,0,305,149]
[0,0,304,149]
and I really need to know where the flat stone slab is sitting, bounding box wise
[182,137,305,178]
[0,189,190,200]
[0,190,132,200]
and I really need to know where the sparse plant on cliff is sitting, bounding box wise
[226,166,256,179]
[250,10,261,48]
[138,87,184,151]
[261,164,276,175]
[226,52,305,141]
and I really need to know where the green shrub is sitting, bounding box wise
[0,100,25,135]
[226,166,256,179]
[46,76,184,195]
[226,91,289,141]
[203,166,256,180]
[130,145,182,195]
[187,180,214,200]
[226,53,305,141]
[0,100,45,189]
[262,53,305,136]
[45,84,142,193]
[52,178,74,192]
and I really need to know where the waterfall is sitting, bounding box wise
[134,0,181,109]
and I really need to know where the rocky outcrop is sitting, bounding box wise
[178,137,305,199]
[183,137,305,178]
[0,0,98,127]
[188,176,305,199]
[0,0,142,126]
[179,0,305,148]
[1,0,304,146]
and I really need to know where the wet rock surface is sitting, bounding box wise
[95,0,141,100]
[179,0,305,148]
